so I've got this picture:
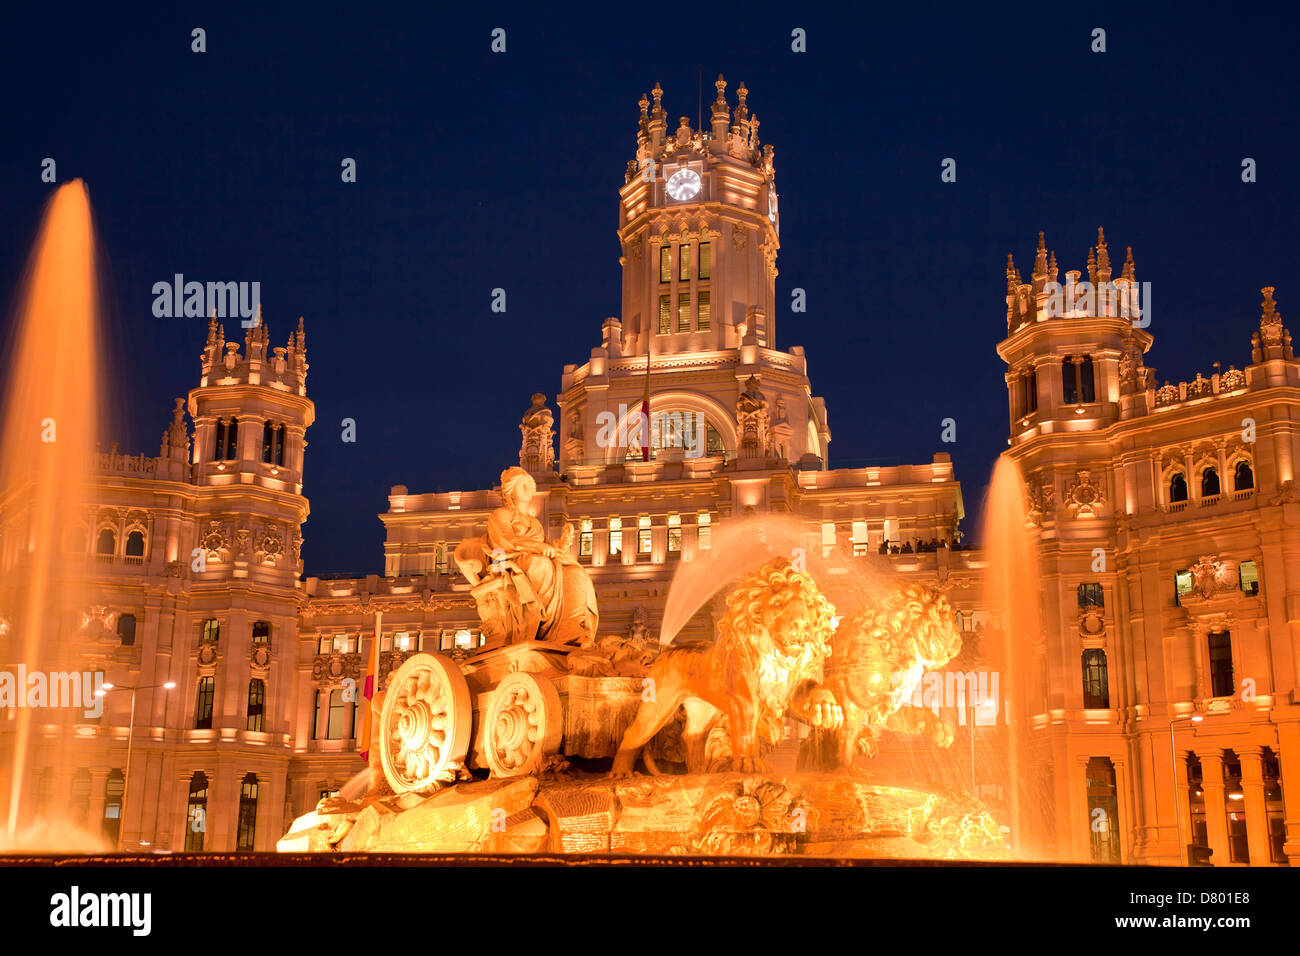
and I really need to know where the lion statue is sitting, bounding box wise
[801,582,963,770]
[611,556,843,776]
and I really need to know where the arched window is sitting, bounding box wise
[252,621,271,646]
[236,773,259,852]
[1081,649,1110,708]
[262,422,287,465]
[246,679,265,732]
[1201,467,1220,497]
[195,676,215,729]
[213,418,226,460]
[102,769,124,844]
[1169,473,1188,503]
[95,528,116,560]
[124,530,145,564]
[184,771,208,852]
[116,613,137,647]
[1234,460,1254,491]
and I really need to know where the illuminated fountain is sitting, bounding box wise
[281,470,1023,859]
[0,181,110,852]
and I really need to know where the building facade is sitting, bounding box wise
[1000,232,1298,865]
[4,81,1294,865]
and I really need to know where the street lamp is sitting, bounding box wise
[96,680,176,851]
[1169,712,1204,865]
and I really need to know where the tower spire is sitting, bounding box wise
[1095,227,1112,283]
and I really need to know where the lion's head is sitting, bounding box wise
[715,556,838,682]
[828,583,963,714]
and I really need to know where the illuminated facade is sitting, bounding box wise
[1001,232,1298,865]
[0,78,975,852]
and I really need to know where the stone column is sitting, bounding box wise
[1197,750,1231,864]
[1238,747,1271,864]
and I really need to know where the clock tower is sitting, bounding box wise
[557,76,830,472]
[617,76,780,358]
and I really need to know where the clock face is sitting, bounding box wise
[665,168,701,201]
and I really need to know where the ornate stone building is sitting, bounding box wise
[0,316,313,851]
[1000,230,1298,865]
[0,79,979,853]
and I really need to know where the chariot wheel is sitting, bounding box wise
[379,653,472,794]
[484,672,563,777]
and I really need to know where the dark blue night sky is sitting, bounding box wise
[1,3,1296,575]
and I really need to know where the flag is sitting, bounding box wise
[640,347,651,461]
[358,610,383,762]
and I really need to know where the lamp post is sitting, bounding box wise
[96,680,176,851]
[1169,712,1204,865]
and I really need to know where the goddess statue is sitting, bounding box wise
[455,466,599,647]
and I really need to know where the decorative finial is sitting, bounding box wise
[1262,286,1279,320]
[1048,249,1059,282]
[1033,231,1048,278]
[1095,228,1111,281]
[1122,246,1135,281]
[1006,253,1020,293]
[639,93,649,118]
[1087,246,1097,284]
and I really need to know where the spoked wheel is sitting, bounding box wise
[379,654,472,793]
[484,672,563,777]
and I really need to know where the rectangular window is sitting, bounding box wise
[1081,649,1109,708]
[1240,560,1259,595]
[821,522,836,557]
[679,243,691,281]
[699,242,711,279]
[195,676,215,730]
[609,517,623,555]
[327,688,352,739]
[393,631,412,651]
[660,246,671,283]
[697,291,710,331]
[678,292,691,332]
[202,618,220,643]
[1208,632,1234,697]
[318,635,331,655]
[698,512,711,550]
[236,776,258,852]
[252,621,271,645]
[579,518,593,557]
[638,515,652,554]
[668,513,681,553]
[1077,583,1104,608]
[246,679,265,732]
[658,294,671,334]
[852,520,868,557]
[1174,570,1193,606]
